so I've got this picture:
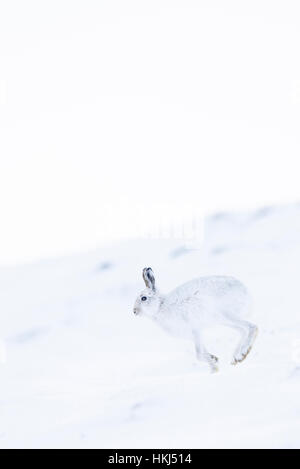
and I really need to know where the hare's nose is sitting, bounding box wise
[134,308,139,315]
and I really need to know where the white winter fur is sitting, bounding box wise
[134,268,258,373]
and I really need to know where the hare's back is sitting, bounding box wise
[168,276,248,304]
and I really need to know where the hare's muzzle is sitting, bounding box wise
[133,308,139,315]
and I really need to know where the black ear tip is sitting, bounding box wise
[142,267,156,290]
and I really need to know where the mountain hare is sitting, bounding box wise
[134,268,258,373]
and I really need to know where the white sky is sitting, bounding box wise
[1,0,300,266]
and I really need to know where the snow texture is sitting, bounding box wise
[1,205,300,449]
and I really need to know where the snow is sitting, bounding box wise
[1,205,300,449]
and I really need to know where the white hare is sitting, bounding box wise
[134,268,258,373]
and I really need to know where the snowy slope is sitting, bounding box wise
[1,205,300,449]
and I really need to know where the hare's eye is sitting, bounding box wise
[141,296,147,302]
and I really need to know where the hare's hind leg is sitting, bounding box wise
[225,318,258,365]
[233,322,258,365]
[193,331,219,373]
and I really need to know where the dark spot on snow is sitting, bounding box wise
[170,246,190,258]
[132,402,143,411]
[127,401,145,422]
[252,206,274,221]
[211,245,229,255]
[210,212,229,221]
[10,327,49,345]
[96,262,113,272]
[289,367,300,380]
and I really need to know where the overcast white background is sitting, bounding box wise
[1,0,300,266]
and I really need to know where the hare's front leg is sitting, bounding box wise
[193,331,219,373]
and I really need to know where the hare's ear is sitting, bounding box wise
[142,267,156,291]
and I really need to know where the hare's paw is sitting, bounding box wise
[232,342,254,365]
[231,325,258,366]
[231,334,257,365]
[209,354,219,373]
[231,351,248,365]
[210,354,218,364]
